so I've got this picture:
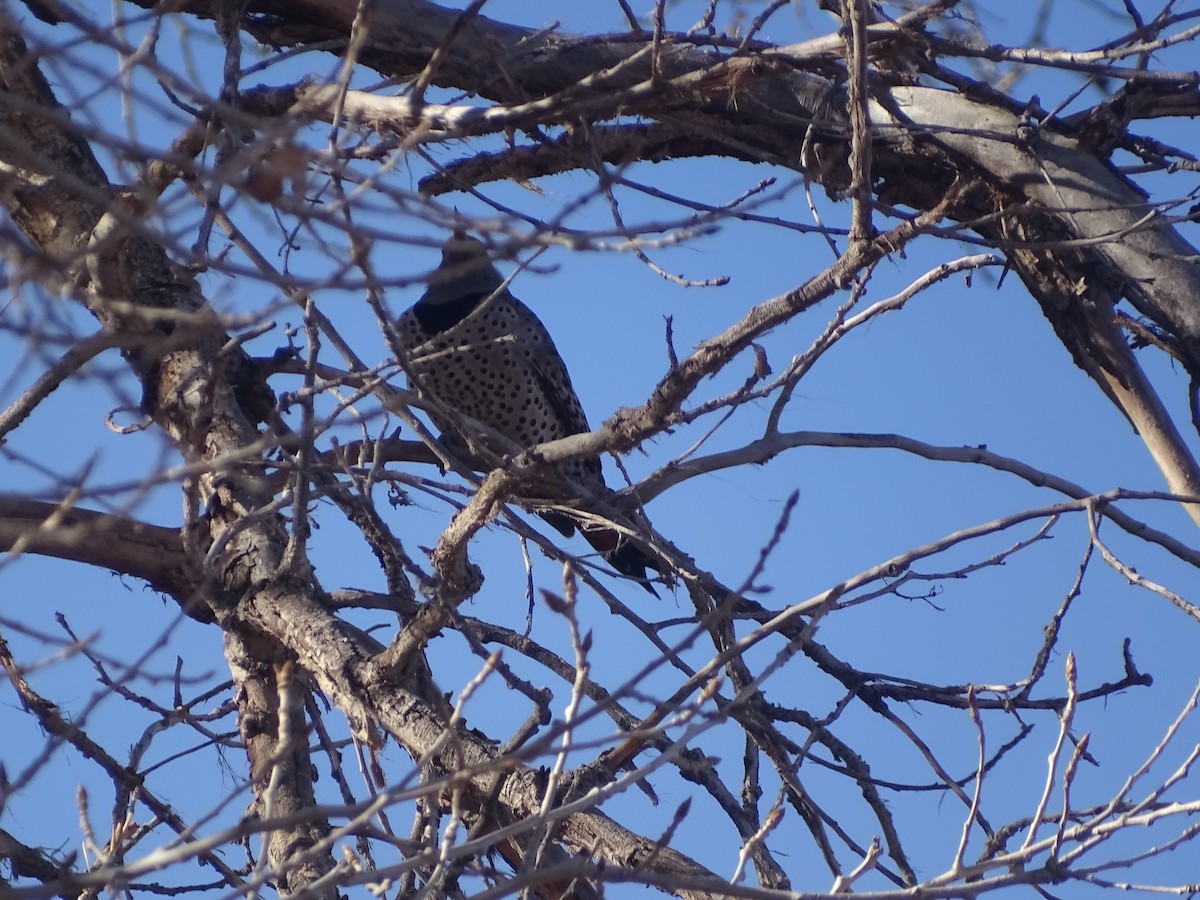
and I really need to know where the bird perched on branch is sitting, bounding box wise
[397,231,662,593]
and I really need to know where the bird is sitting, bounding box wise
[396,231,662,593]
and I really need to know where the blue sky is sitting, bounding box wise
[2,1,1200,895]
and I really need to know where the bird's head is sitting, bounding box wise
[420,231,505,305]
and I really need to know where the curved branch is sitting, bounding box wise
[0,496,196,600]
[635,431,1200,569]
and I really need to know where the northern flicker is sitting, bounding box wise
[397,232,661,592]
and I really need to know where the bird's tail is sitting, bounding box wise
[580,523,663,596]
[537,510,664,595]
